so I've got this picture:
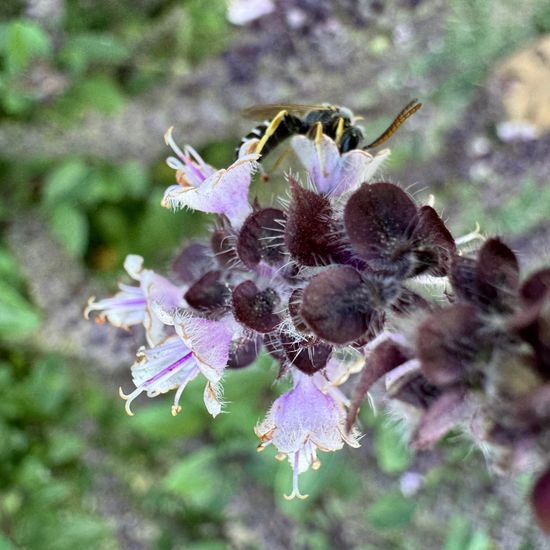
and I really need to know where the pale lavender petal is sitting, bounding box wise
[121,336,200,415]
[174,312,233,384]
[203,380,223,417]
[84,289,146,328]
[291,135,340,194]
[124,254,145,280]
[291,134,390,196]
[161,155,259,226]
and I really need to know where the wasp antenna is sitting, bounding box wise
[364,99,422,150]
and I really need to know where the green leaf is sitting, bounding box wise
[61,33,129,73]
[129,401,208,441]
[1,87,34,115]
[465,530,492,550]
[0,531,17,550]
[0,279,41,341]
[365,492,417,530]
[117,161,149,198]
[48,205,89,257]
[0,246,25,288]
[444,516,471,550]
[71,76,125,115]
[43,159,90,207]
[46,431,85,465]
[24,356,70,417]
[162,448,225,509]
[5,20,51,73]
[374,421,411,474]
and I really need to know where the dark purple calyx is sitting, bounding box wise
[172,242,213,284]
[451,238,520,313]
[532,464,550,534]
[410,206,456,276]
[475,238,519,312]
[416,303,482,387]
[513,268,550,378]
[237,208,286,268]
[346,339,410,431]
[386,368,441,410]
[184,270,230,310]
[227,335,262,369]
[350,309,386,349]
[284,177,343,266]
[232,280,281,333]
[521,268,550,306]
[344,183,456,278]
[450,255,478,303]
[344,182,418,275]
[301,266,378,345]
[280,332,332,375]
[411,386,467,450]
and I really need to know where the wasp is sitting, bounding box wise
[235,99,422,160]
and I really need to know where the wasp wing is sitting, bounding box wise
[240,103,331,120]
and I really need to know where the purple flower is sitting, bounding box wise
[161,127,259,226]
[84,255,183,346]
[255,371,360,500]
[119,312,234,417]
[291,133,390,196]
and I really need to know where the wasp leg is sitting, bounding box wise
[334,117,346,146]
[255,110,288,155]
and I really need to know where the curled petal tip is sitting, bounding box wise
[312,460,321,471]
[171,405,182,416]
[119,387,135,415]
[164,126,175,145]
[83,296,96,319]
[284,490,309,501]
[275,452,286,462]
[257,443,267,453]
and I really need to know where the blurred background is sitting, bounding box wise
[1,0,550,548]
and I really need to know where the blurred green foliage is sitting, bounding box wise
[0,0,548,547]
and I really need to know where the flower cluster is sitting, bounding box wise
[86,115,550,527]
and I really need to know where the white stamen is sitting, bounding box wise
[167,156,185,170]
[284,452,309,500]
[455,222,485,246]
